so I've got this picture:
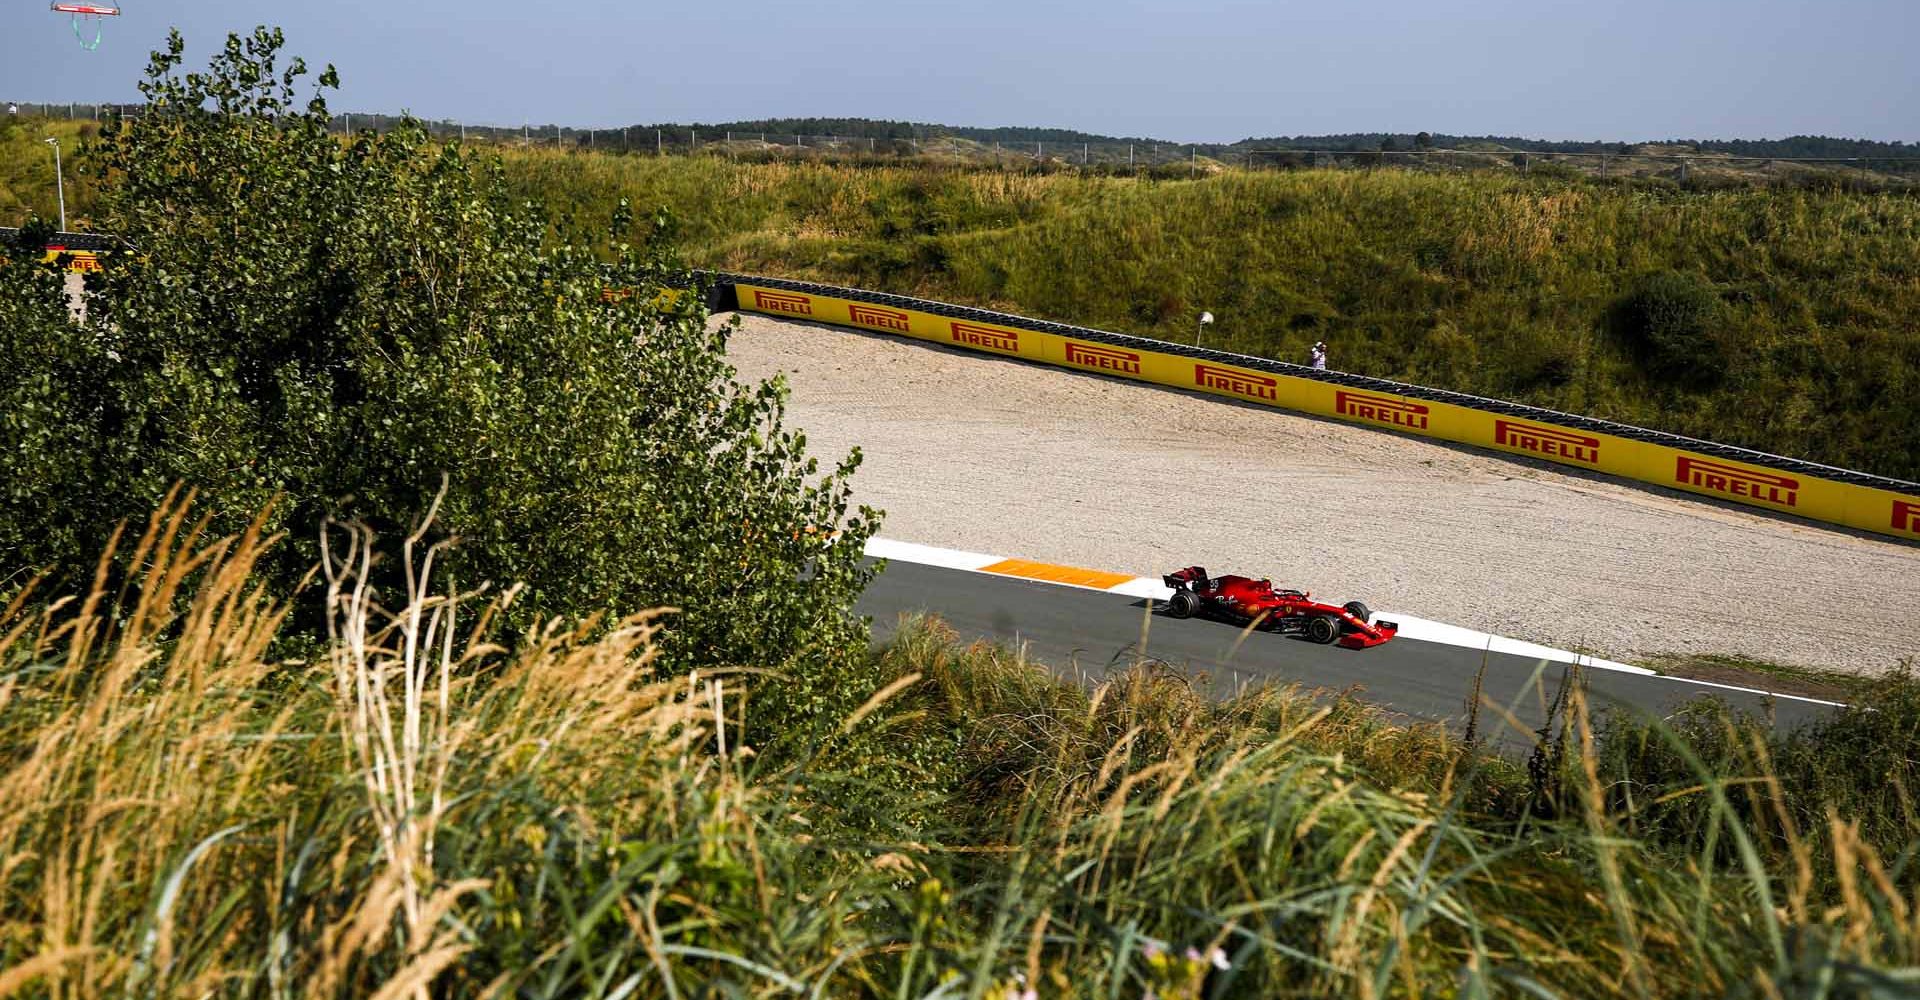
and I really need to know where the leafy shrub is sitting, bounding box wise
[0,222,119,594]
[1606,269,1730,386]
[0,30,879,706]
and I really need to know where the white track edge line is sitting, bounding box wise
[865,536,1846,709]
[864,537,1001,572]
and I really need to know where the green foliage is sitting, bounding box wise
[0,29,879,699]
[634,115,1165,145]
[0,117,99,226]
[495,158,1919,478]
[1241,131,1920,160]
[1607,269,1730,386]
[0,222,114,593]
[9,121,1920,477]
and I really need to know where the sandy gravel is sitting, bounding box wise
[723,314,1920,675]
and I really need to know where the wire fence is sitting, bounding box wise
[9,100,1919,181]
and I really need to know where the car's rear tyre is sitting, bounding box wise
[1305,615,1341,644]
[1165,590,1200,619]
[1342,601,1371,626]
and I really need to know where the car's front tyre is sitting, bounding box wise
[1305,615,1341,644]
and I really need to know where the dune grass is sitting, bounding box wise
[498,151,1920,482]
[6,128,1916,478]
[5,497,1920,998]
[0,119,97,229]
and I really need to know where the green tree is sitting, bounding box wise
[3,28,880,696]
[0,220,119,592]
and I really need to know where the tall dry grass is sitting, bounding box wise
[871,617,1920,997]
[0,490,745,997]
[5,499,1920,997]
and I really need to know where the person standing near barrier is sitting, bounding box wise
[1310,341,1327,370]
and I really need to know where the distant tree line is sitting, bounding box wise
[1235,132,1920,159]
[628,116,1168,146]
[618,118,1919,160]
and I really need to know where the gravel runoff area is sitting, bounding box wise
[722,313,1920,676]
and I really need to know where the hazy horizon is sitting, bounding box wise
[3,0,1915,145]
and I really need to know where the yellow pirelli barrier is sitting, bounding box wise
[733,283,1920,544]
[40,246,104,273]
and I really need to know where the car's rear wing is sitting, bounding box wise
[1163,566,1207,591]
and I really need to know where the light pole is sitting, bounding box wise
[44,138,66,232]
[1197,311,1214,348]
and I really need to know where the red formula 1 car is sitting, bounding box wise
[1159,567,1399,649]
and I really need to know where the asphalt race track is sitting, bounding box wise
[857,559,1833,748]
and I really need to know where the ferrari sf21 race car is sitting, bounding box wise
[1159,567,1399,649]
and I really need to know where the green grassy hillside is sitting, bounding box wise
[7,122,1917,478]
[499,152,1920,481]
[0,119,96,228]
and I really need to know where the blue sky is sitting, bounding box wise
[3,0,1915,143]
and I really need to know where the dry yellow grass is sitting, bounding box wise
[0,490,735,997]
[4,497,1919,997]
